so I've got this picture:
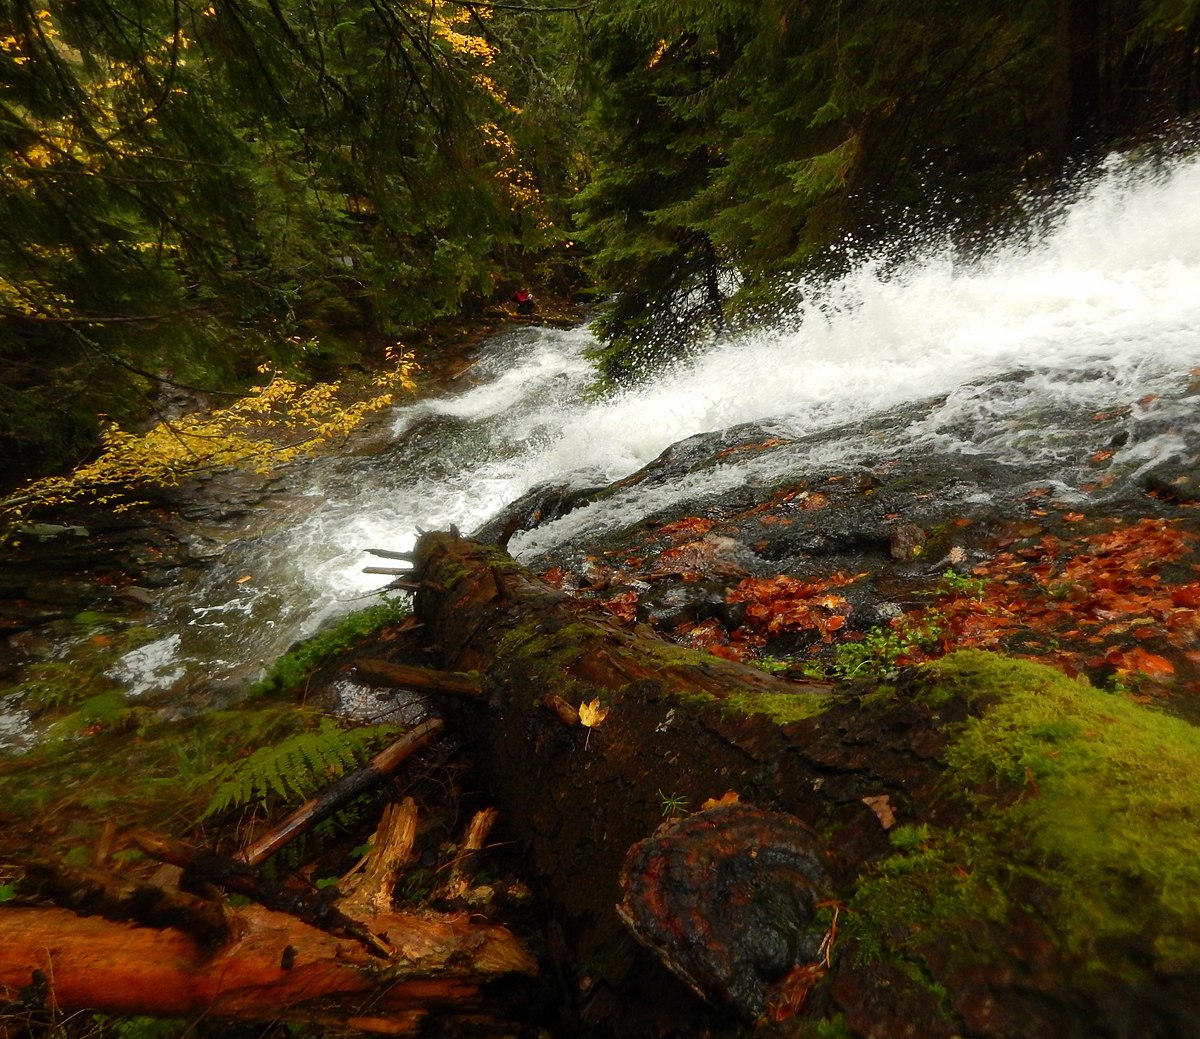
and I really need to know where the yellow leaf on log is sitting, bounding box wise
[578,698,608,728]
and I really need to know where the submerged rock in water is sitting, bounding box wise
[617,802,832,1020]
[472,473,609,544]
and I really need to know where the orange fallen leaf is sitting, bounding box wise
[861,794,895,829]
[601,590,639,622]
[700,791,741,810]
[1116,647,1175,676]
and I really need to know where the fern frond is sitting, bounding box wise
[199,717,400,820]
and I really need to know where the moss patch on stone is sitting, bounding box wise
[848,649,1200,994]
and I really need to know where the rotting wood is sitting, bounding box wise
[340,797,420,915]
[19,859,231,946]
[3,711,534,1035]
[431,807,498,903]
[129,829,392,957]
[0,902,535,1033]
[408,531,853,1032]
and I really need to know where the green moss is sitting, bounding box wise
[427,542,520,593]
[251,595,411,697]
[724,689,831,724]
[847,649,1200,993]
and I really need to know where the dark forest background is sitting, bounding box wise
[2,0,1197,487]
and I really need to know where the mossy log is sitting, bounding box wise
[411,531,1200,1039]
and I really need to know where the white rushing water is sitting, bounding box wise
[112,146,1200,701]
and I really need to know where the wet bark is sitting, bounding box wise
[409,531,944,1034]
[409,531,1200,1039]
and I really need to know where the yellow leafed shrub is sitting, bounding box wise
[3,346,417,520]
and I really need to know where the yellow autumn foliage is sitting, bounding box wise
[2,345,417,521]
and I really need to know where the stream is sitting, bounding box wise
[4,144,1200,749]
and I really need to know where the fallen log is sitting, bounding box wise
[0,713,537,1035]
[410,531,1200,1039]
[0,901,535,1034]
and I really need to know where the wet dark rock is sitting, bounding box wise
[617,803,832,1021]
[635,580,739,629]
[1144,464,1200,502]
[472,474,609,544]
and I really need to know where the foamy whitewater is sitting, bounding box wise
[102,147,1200,703]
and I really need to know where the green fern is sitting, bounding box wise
[199,716,400,819]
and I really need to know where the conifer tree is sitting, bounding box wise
[574,0,1200,379]
[0,0,557,485]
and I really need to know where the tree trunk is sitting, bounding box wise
[409,531,1200,1039]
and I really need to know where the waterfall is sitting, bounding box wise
[85,146,1200,706]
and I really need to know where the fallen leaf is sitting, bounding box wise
[578,698,609,728]
[700,791,741,810]
[861,794,895,829]
[1115,646,1175,676]
[601,590,639,622]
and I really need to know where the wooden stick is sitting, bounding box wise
[237,718,445,867]
[366,548,418,561]
[353,659,484,696]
